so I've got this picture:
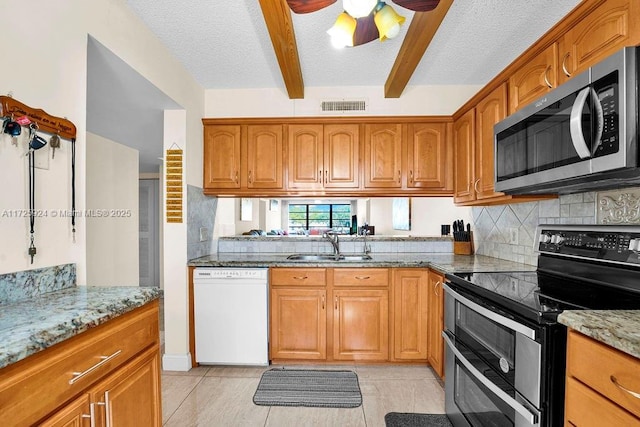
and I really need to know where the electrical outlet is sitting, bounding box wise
[199,227,209,242]
[509,228,519,245]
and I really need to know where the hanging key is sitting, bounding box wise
[28,245,36,264]
[50,134,60,159]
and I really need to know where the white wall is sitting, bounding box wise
[86,132,139,285]
[1,0,203,372]
[368,198,472,236]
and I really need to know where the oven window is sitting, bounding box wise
[456,301,515,376]
[455,361,514,427]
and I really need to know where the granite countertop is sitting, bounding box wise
[558,310,640,359]
[188,252,537,274]
[0,286,162,370]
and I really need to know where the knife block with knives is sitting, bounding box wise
[453,220,474,255]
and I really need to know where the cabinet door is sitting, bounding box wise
[333,289,388,361]
[203,125,241,189]
[270,288,327,360]
[324,124,360,188]
[565,377,640,427]
[407,122,449,189]
[392,269,429,361]
[40,394,91,427]
[90,348,161,427]
[453,109,476,204]
[287,124,324,189]
[364,123,402,188]
[508,43,558,114]
[246,125,283,189]
[558,0,640,84]
[475,83,508,200]
[427,270,444,378]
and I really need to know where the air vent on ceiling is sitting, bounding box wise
[320,99,367,114]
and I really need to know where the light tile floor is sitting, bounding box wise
[161,364,445,426]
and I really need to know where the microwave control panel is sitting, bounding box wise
[593,71,619,157]
[537,227,640,265]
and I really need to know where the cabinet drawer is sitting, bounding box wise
[270,268,326,286]
[0,302,159,427]
[333,268,389,287]
[565,377,640,426]
[567,330,640,418]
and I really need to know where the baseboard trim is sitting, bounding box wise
[162,352,193,372]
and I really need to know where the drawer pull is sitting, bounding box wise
[355,276,370,280]
[293,276,308,280]
[611,375,640,399]
[69,350,122,385]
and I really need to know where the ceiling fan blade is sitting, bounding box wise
[392,0,440,12]
[286,0,337,14]
[353,14,379,46]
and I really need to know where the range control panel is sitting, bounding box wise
[537,225,640,265]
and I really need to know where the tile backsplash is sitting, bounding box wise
[472,187,640,266]
[187,185,217,260]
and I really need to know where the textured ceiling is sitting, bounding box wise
[125,0,582,90]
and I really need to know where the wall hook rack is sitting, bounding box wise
[0,96,76,140]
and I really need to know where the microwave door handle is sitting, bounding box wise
[590,87,604,156]
[569,86,593,159]
[442,331,540,426]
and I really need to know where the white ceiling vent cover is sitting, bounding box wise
[320,99,367,114]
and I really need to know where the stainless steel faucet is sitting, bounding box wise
[322,231,341,260]
[362,224,371,254]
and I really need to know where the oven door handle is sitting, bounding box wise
[443,283,537,340]
[443,331,540,426]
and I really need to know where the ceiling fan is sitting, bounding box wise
[286,0,441,47]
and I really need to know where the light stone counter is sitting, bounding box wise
[558,310,640,359]
[0,286,162,369]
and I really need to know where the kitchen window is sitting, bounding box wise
[288,204,351,234]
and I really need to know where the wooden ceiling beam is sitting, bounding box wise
[384,0,453,98]
[258,0,305,99]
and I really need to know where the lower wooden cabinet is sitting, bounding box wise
[392,269,429,361]
[270,266,445,370]
[427,270,445,378]
[564,329,640,426]
[0,302,161,427]
[270,288,327,360]
[333,289,389,361]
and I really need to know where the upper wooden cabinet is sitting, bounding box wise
[203,124,283,191]
[558,0,640,85]
[203,125,241,189]
[509,0,640,113]
[453,109,475,204]
[245,124,283,189]
[364,123,403,188]
[287,123,360,190]
[508,44,557,114]
[408,122,451,191]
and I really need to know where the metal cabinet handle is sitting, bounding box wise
[543,65,553,88]
[611,375,640,399]
[69,350,122,385]
[105,390,112,427]
[409,170,413,183]
[325,170,328,184]
[293,276,308,280]
[89,403,98,427]
[234,171,239,183]
[248,170,252,183]
[355,276,370,280]
[322,294,325,309]
[473,178,480,193]
[335,296,338,310]
[561,52,572,77]
[434,280,440,297]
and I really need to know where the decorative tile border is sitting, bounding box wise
[0,263,76,305]
[597,188,640,224]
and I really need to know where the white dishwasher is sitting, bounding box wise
[193,268,269,365]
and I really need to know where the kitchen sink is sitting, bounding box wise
[286,253,373,261]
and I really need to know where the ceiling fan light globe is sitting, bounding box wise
[327,12,356,47]
[343,0,377,18]
[374,4,405,40]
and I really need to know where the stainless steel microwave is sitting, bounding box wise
[494,46,639,194]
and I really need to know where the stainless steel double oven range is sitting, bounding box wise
[443,225,640,427]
